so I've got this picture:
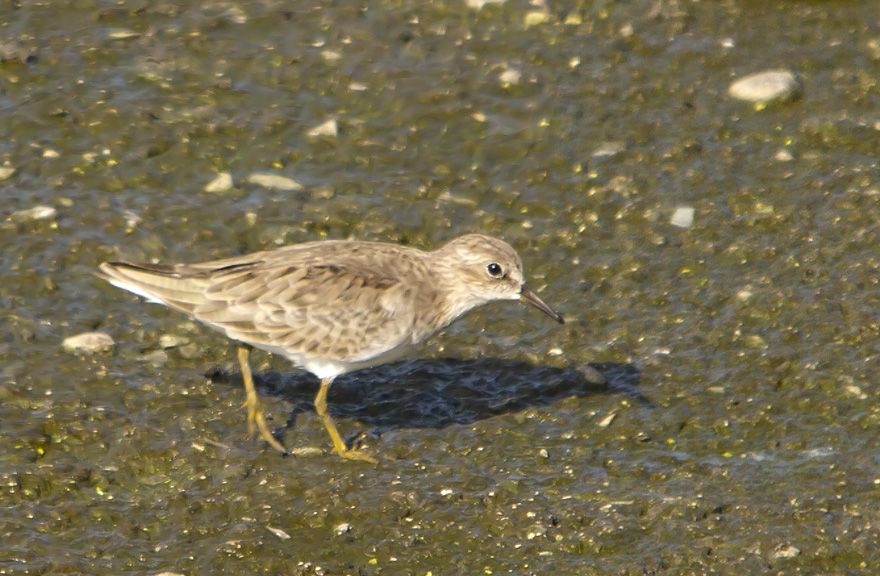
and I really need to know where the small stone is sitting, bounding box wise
[63,332,115,354]
[10,205,57,222]
[176,343,200,359]
[597,411,617,428]
[564,13,583,25]
[307,118,338,139]
[333,522,352,535]
[466,0,506,8]
[287,446,324,457]
[348,82,367,91]
[124,209,142,232]
[744,334,768,349]
[42,148,60,158]
[670,206,695,229]
[736,287,753,301]
[498,67,521,86]
[771,544,800,560]
[728,70,800,104]
[266,526,291,540]
[321,50,342,63]
[537,448,549,459]
[245,172,303,191]
[159,334,187,348]
[0,166,15,181]
[592,141,625,158]
[581,365,606,385]
[220,6,248,24]
[844,385,867,400]
[140,350,168,365]
[106,28,141,40]
[774,148,794,162]
[524,11,551,28]
[204,172,233,193]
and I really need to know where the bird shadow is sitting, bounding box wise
[206,357,646,438]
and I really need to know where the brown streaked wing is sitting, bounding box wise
[190,262,416,363]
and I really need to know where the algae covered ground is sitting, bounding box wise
[1,1,877,574]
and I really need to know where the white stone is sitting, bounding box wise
[333,523,351,535]
[774,149,794,162]
[524,10,551,27]
[498,68,521,86]
[466,0,506,9]
[0,166,16,181]
[670,206,695,228]
[266,526,291,540]
[10,205,57,222]
[204,172,233,193]
[63,332,115,354]
[245,172,303,191]
[307,118,338,138]
[771,544,800,560]
[106,28,140,40]
[728,70,799,103]
[592,142,625,158]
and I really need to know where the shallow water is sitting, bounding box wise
[2,1,878,574]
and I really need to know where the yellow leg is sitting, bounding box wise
[237,344,287,454]
[314,377,377,463]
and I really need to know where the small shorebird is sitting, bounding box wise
[99,234,564,462]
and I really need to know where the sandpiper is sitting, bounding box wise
[98,234,564,462]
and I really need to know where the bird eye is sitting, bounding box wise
[486,262,503,278]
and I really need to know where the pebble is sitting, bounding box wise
[321,50,342,63]
[581,365,606,385]
[466,0,506,8]
[139,350,168,365]
[333,523,352,535]
[9,205,57,222]
[498,67,521,86]
[307,118,338,139]
[0,166,16,181]
[63,332,115,354]
[159,334,187,348]
[245,172,303,191]
[266,526,291,540]
[42,148,60,159]
[728,70,800,103]
[771,544,800,560]
[670,206,695,228]
[597,411,617,428]
[524,10,551,27]
[592,141,625,158]
[106,28,141,40]
[204,172,233,193]
[774,149,794,162]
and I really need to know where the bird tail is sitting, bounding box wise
[97,261,208,314]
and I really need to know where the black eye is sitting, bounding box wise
[486,262,503,278]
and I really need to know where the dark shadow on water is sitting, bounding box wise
[206,358,645,437]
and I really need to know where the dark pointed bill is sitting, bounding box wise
[520,287,564,324]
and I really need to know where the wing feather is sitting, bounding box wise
[100,242,429,366]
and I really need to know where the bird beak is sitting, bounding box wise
[520,286,564,324]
